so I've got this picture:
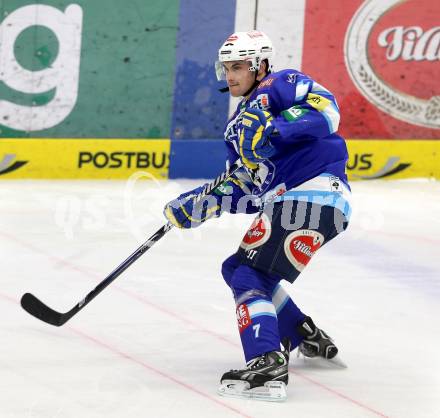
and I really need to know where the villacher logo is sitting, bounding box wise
[344,0,440,129]
[0,154,28,175]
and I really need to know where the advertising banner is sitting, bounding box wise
[0,139,170,179]
[302,0,440,139]
[346,140,440,180]
[1,0,439,180]
[0,1,178,138]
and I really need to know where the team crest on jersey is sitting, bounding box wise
[240,213,272,250]
[284,230,324,272]
[286,73,297,84]
[224,111,244,143]
[250,94,270,110]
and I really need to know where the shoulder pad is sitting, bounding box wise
[257,75,277,90]
[257,69,301,90]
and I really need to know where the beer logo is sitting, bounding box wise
[236,303,252,333]
[345,0,440,129]
[0,154,28,175]
[240,213,271,250]
[284,230,324,272]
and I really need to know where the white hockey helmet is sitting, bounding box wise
[215,30,275,81]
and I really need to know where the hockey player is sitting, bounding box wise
[164,31,351,401]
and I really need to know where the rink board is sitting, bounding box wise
[345,140,440,180]
[0,138,439,180]
[0,139,170,179]
[1,1,438,141]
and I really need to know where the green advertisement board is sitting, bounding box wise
[0,0,178,138]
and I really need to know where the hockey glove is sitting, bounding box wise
[163,184,222,229]
[239,109,276,170]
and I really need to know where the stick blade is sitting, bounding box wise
[20,293,67,327]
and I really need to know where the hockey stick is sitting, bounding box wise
[21,160,243,327]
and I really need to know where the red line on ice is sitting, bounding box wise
[0,292,251,418]
[289,369,390,418]
[3,231,391,416]
[69,327,253,418]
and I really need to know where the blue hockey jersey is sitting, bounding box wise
[219,69,351,217]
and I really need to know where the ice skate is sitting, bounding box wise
[296,316,347,368]
[218,344,290,402]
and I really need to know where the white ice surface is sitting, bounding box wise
[1,178,439,418]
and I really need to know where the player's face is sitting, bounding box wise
[222,61,256,97]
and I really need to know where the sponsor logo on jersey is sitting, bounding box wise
[0,154,28,175]
[242,118,253,128]
[306,93,331,112]
[236,303,252,333]
[263,183,287,204]
[345,0,440,129]
[284,230,324,272]
[329,176,342,193]
[282,105,309,122]
[240,212,272,250]
[215,182,233,196]
[249,94,270,110]
[78,151,168,169]
[258,77,275,89]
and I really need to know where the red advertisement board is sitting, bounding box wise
[302,0,440,139]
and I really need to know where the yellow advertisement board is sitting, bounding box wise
[0,138,439,180]
[346,140,440,180]
[0,139,170,179]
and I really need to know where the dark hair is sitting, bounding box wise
[262,59,270,75]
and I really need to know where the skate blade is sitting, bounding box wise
[327,355,347,368]
[218,380,287,402]
[295,351,348,369]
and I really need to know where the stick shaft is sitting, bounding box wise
[21,160,243,326]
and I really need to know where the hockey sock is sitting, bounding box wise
[231,265,281,362]
[272,283,306,350]
[221,253,240,288]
